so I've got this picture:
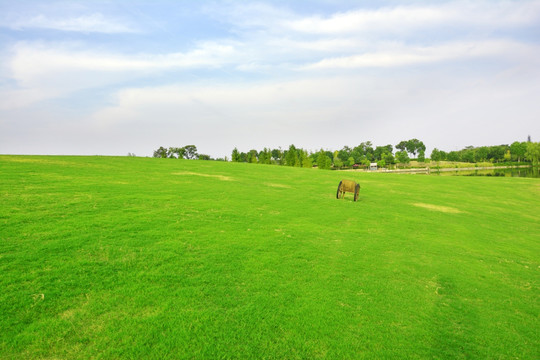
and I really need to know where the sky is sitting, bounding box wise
[1,0,539,158]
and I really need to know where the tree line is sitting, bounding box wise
[230,139,427,169]
[230,139,540,169]
[430,142,534,163]
[152,145,225,161]
[152,138,540,168]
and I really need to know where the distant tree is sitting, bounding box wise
[525,142,540,166]
[325,150,334,162]
[239,152,247,163]
[297,149,307,168]
[510,141,527,162]
[382,152,395,167]
[397,139,425,157]
[439,150,447,161]
[167,147,177,158]
[361,158,370,168]
[285,145,298,166]
[417,149,425,163]
[347,156,355,167]
[430,148,441,162]
[294,151,301,167]
[333,156,344,169]
[264,148,273,164]
[407,139,425,157]
[447,151,461,162]
[153,146,168,158]
[248,149,258,163]
[184,145,198,159]
[317,150,331,170]
[396,140,407,152]
[364,142,374,161]
[474,147,488,162]
[231,147,240,162]
[167,147,186,159]
[396,151,410,166]
[338,146,352,163]
[300,150,313,168]
[374,145,393,161]
[127,152,136,157]
[487,145,509,163]
[198,154,211,160]
[353,141,375,161]
[351,146,363,164]
[271,148,282,163]
[258,148,272,164]
[461,147,475,163]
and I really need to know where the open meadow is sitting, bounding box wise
[1,155,538,359]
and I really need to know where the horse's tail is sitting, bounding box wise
[336,180,343,199]
[354,183,360,201]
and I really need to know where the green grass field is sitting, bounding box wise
[1,155,538,359]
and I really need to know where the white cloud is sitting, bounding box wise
[1,0,539,156]
[9,41,236,76]
[283,1,540,35]
[303,40,540,69]
[81,65,540,157]
[4,12,138,33]
[0,41,239,110]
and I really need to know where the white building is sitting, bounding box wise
[370,163,378,171]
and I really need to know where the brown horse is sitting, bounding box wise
[336,179,360,201]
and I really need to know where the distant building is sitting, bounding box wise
[370,163,378,171]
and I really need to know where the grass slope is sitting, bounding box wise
[1,155,538,359]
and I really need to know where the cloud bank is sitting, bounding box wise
[0,0,539,157]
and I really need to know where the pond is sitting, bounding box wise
[431,167,539,178]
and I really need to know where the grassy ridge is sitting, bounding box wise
[1,155,538,359]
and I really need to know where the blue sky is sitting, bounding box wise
[1,0,539,158]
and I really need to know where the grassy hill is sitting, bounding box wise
[1,155,538,359]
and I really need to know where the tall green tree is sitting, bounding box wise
[382,152,395,166]
[374,145,393,161]
[184,145,198,159]
[396,151,410,166]
[248,150,258,163]
[338,146,352,163]
[397,139,425,157]
[525,142,540,166]
[333,155,344,169]
[317,150,331,170]
[285,145,298,166]
[153,146,168,158]
[447,151,461,162]
[407,139,425,157]
[258,148,272,164]
[271,149,282,163]
[231,148,240,162]
[430,148,441,162]
[418,149,426,163]
[396,141,408,153]
[510,141,527,162]
[461,147,475,163]
[475,147,488,162]
[167,147,186,159]
[239,152,247,162]
[298,149,310,168]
